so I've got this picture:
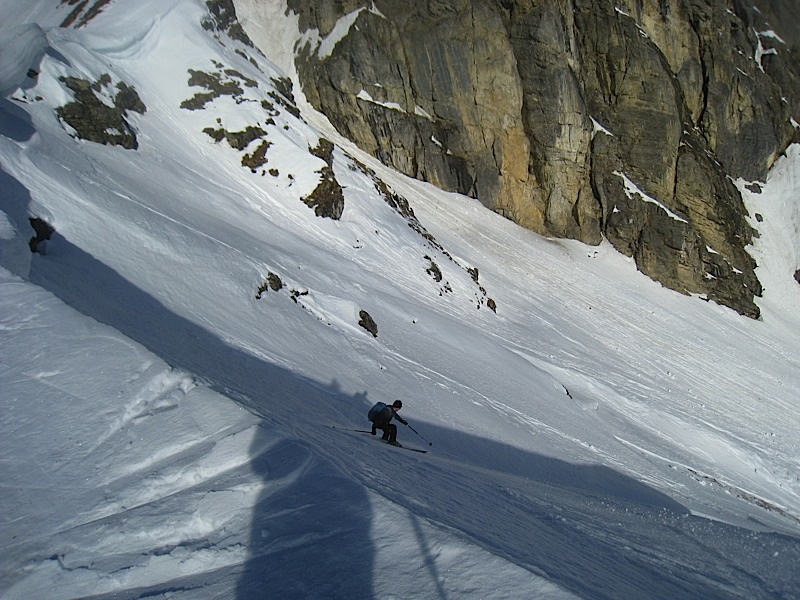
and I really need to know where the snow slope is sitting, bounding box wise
[1,1,799,598]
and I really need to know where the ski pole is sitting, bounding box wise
[331,426,373,434]
[404,422,432,446]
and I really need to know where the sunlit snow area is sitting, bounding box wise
[1,1,799,598]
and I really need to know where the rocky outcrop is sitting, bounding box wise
[358,309,378,337]
[60,0,113,29]
[278,0,800,318]
[57,73,146,149]
[28,217,55,254]
[302,138,345,218]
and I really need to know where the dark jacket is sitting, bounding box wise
[369,402,407,427]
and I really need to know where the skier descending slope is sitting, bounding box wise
[368,400,407,446]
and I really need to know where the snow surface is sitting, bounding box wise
[0,23,47,97]
[1,1,799,598]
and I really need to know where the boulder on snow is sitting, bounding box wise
[358,309,378,337]
[28,217,54,254]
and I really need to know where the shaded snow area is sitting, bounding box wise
[2,1,800,598]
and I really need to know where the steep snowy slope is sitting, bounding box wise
[1,1,799,598]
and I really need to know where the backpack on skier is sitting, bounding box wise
[368,402,388,423]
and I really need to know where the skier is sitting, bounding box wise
[368,400,407,446]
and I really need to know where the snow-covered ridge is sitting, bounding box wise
[1,0,799,598]
[0,23,47,96]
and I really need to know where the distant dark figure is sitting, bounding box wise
[29,217,54,254]
[368,400,407,446]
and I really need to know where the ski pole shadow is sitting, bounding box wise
[408,513,447,600]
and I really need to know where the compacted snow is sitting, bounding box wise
[1,1,799,598]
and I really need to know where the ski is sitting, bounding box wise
[331,426,373,434]
[395,445,428,454]
[332,426,428,453]
[379,439,428,453]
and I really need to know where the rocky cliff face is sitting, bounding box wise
[280,0,799,318]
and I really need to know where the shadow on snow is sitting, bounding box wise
[1,162,376,597]
[2,160,798,599]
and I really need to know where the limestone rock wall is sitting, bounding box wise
[279,0,799,317]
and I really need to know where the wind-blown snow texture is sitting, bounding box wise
[1,1,799,598]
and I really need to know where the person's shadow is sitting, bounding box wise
[234,428,376,599]
[1,161,377,597]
